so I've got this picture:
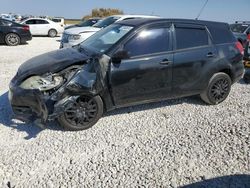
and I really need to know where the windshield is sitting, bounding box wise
[230,24,248,33]
[80,24,134,53]
[93,16,120,28]
[77,19,98,27]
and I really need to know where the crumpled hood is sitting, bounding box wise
[17,48,89,79]
[64,26,101,35]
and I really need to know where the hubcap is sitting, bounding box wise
[7,34,19,45]
[50,30,56,37]
[64,97,97,127]
[210,78,229,102]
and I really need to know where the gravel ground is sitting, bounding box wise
[0,37,249,187]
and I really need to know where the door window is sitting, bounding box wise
[175,27,209,49]
[36,20,49,24]
[124,27,171,57]
[25,19,36,24]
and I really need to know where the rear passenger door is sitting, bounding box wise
[35,19,50,35]
[24,19,38,35]
[0,20,4,43]
[0,20,12,43]
[172,23,217,95]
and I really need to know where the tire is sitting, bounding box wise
[5,33,20,46]
[200,72,232,105]
[58,95,103,131]
[48,29,57,37]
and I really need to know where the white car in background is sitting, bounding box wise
[60,14,159,48]
[21,18,64,37]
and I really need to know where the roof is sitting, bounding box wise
[116,18,229,27]
[107,14,160,19]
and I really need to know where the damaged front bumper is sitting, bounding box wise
[9,82,79,124]
[9,83,48,123]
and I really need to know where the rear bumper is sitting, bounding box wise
[20,33,32,43]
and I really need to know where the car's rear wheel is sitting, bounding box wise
[200,72,232,105]
[5,33,20,46]
[48,29,57,37]
[58,95,103,131]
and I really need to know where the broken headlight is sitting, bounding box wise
[20,74,64,91]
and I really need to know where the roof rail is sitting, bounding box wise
[235,21,250,24]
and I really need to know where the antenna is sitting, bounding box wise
[196,0,208,20]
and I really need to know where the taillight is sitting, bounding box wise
[22,26,30,31]
[236,41,244,55]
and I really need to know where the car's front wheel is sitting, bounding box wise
[200,72,232,105]
[58,95,103,131]
[48,29,57,37]
[5,33,20,46]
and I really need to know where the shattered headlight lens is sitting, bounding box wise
[20,75,63,91]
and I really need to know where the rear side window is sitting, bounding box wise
[124,27,171,57]
[208,24,236,44]
[175,27,209,49]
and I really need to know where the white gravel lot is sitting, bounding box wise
[0,37,249,187]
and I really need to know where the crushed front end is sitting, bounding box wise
[9,65,83,123]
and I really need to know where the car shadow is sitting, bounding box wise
[0,90,206,139]
[180,174,250,188]
[0,91,62,140]
[104,95,205,117]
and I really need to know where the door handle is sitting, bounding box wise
[160,59,172,65]
[207,52,214,58]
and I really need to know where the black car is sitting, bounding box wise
[64,18,101,30]
[0,18,32,46]
[9,18,244,131]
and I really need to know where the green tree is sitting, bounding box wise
[83,8,123,20]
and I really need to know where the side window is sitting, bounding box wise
[175,27,209,49]
[36,20,49,24]
[124,27,170,57]
[25,20,35,24]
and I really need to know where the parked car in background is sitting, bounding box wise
[51,17,65,27]
[230,21,250,47]
[60,14,159,48]
[0,18,32,46]
[0,14,15,21]
[9,18,244,131]
[64,18,102,30]
[21,18,64,37]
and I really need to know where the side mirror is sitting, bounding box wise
[111,50,129,64]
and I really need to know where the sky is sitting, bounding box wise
[0,0,249,23]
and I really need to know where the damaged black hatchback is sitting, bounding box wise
[9,18,244,131]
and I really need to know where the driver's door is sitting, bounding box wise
[110,25,173,106]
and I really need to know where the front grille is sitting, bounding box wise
[61,33,70,43]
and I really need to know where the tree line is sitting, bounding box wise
[83,8,123,19]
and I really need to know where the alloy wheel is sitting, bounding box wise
[6,34,19,46]
[64,96,98,127]
[210,78,230,102]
